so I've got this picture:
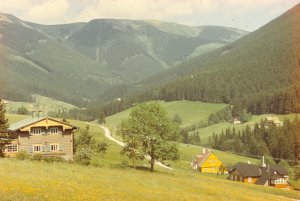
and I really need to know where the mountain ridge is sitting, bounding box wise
[98,3,300,116]
[0,13,247,105]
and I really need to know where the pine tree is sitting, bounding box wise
[0,99,9,157]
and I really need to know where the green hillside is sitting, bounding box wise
[196,113,300,144]
[0,14,120,105]
[101,3,300,116]
[2,159,300,201]
[105,101,228,131]
[3,114,300,201]
[5,94,77,114]
[6,113,258,169]
[32,18,247,82]
[2,115,300,200]
[0,13,247,105]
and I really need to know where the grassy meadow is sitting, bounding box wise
[1,159,300,201]
[196,113,300,144]
[105,100,227,131]
[4,111,300,200]
[5,94,77,114]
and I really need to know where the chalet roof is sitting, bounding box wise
[231,163,261,177]
[197,152,213,167]
[270,164,288,176]
[255,171,269,185]
[230,163,288,180]
[8,117,78,131]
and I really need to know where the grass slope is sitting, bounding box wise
[5,94,77,114]
[106,100,228,131]
[197,113,300,144]
[0,159,300,201]
[5,114,300,200]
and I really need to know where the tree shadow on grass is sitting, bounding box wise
[129,165,175,176]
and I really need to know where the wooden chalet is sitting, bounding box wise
[228,163,292,190]
[4,117,78,160]
[192,149,224,173]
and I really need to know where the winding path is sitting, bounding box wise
[88,122,173,170]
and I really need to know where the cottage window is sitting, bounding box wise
[33,145,42,152]
[49,127,58,134]
[50,144,59,151]
[248,177,252,183]
[7,144,18,152]
[32,128,42,135]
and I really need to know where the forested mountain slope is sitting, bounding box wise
[30,19,247,81]
[0,13,119,105]
[0,13,246,105]
[101,3,300,116]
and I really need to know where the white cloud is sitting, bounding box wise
[0,0,32,13]
[22,0,69,24]
[76,0,200,22]
[0,0,299,29]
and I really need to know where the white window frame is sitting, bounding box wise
[49,127,58,134]
[7,143,18,152]
[248,177,252,183]
[32,128,42,135]
[50,144,59,152]
[33,144,42,152]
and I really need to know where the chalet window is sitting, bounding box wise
[33,145,42,152]
[32,128,42,135]
[49,127,58,134]
[248,177,252,183]
[277,178,285,184]
[7,144,18,152]
[50,144,59,152]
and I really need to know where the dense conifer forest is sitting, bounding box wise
[210,118,300,162]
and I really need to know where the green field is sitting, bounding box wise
[5,94,77,115]
[106,100,227,131]
[1,159,300,201]
[196,113,300,144]
[4,113,300,200]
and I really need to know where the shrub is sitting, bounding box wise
[31,153,43,161]
[42,156,65,163]
[16,150,29,160]
[74,147,93,165]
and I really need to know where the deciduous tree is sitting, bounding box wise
[119,102,180,172]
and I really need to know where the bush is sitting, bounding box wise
[42,156,65,163]
[16,150,29,160]
[17,106,29,115]
[294,165,300,180]
[31,153,43,161]
[74,148,93,165]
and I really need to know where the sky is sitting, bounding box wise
[0,0,299,31]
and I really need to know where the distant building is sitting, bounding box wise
[232,118,241,125]
[4,117,78,160]
[266,116,283,127]
[228,163,292,190]
[191,149,225,173]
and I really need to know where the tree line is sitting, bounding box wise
[210,117,300,163]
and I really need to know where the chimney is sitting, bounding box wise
[262,155,266,167]
[32,111,36,118]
